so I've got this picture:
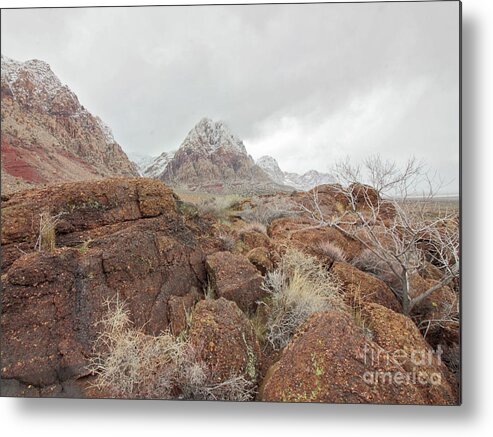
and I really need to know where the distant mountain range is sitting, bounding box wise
[1,55,334,195]
[131,120,335,192]
[158,118,286,193]
[255,155,335,191]
[1,55,138,194]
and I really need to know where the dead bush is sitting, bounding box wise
[35,211,65,252]
[316,240,347,262]
[262,248,345,350]
[197,195,243,222]
[239,196,297,225]
[218,233,235,251]
[238,222,267,235]
[89,297,255,401]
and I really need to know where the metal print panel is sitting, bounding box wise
[0,1,461,404]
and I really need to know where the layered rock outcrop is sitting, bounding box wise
[1,178,207,395]
[1,55,138,194]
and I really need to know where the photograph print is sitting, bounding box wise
[0,1,461,404]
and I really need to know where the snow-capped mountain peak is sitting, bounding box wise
[180,118,248,155]
[256,155,335,191]
[256,155,285,184]
[2,55,68,111]
[142,150,176,178]
[2,55,61,96]
[1,54,138,189]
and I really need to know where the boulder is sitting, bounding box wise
[188,298,261,385]
[247,247,274,275]
[259,311,426,404]
[268,217,362,263]
[1,178,207,395]
[361,303,458,404]
[1,177,177,271]
[424,324,460,392]
[409,273,458,322]
[348,183,380,208]
[291,227,362,263]
[331,261,401,312]
[419,262,444,282]
[167,289,202,336]
[205,251,266,313]
[294,184,350,220]
[235,229,272,255]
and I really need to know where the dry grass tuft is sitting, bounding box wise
[36,211,64,252]
[89,297,255,400]
[204,281,216,300]
[218,233,236,251]
[262,248,346,350]
[316,240,347,262]
[239,196,297,225]
[197,195,243,222]
[238,222,268,235]
[351,248,402,289]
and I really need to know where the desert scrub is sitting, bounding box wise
[217,232,236,251]
[197,194,243,222]
[89,297,255,401]
[316,240,347,262]
[262,248,346,350]
[239,195,297,225]
[35,211,65,252]
[238,221,267,235]
[204,280,216,300]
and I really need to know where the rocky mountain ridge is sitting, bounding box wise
[137,119,334,193]
[144,150,176,178]
[157,118,284,193]
[256,155,336,191]
[1,55,138,194]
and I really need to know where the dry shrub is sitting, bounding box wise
[238,221,267,235]
[197,195,243,221]
[352,248,402,289]
[249,304,269,345]
[218,233,235,251]
[89,297,255,401]
[204,281,216,300]
[262,248,345,350]
[36,211,64,252]
[239,196,297,225]
[316,240,347,262]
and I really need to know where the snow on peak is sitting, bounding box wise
[2,54,120,148]
[256,154,336,191]
[256,155,285,184]
[95,116,115,144]
[128,153,156,175]
[1,55,64,106]
[284,170,336,191]
[143,150,176,178]
[179,118,248,155]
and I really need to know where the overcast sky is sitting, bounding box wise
[1,2,460,193]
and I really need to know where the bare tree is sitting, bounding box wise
[333,154,425,198]
[297,155,459,315]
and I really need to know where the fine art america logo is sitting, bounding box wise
[362,343,444,386]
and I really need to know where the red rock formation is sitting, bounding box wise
[1,55,138,194]
[160,118,283,194]
[0,178,208,395]
[205,251,266,313]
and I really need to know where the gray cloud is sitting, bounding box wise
[1,2,460,193]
